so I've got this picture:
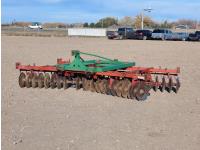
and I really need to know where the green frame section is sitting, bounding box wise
[56,50,135,72]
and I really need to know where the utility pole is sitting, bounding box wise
[141,12,144,30]
[141,7,152,29]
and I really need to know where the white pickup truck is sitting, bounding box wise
[151,29,172,40]
[152,29,188,41]
[28,22,42,29]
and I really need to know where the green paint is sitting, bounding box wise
[56,50,135,72]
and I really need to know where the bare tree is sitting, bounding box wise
[118,16,134,27]
[133,15,156,29]
[173,19,198,29]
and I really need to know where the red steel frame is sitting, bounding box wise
[16,62,180,82]
[16,62,57,72]
[126,66,180,75]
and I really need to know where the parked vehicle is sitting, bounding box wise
[165,32,189,41]
[151,29,172,40]
[117,27,135,39]
[107,27,135,39]
[134,30,152,40]
[28,22,42,29]
[175,25,190,30]
[188,31,200,41]
[107,31,119,39]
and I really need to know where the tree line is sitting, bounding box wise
[83,16,199,29]
[3,15,199,29]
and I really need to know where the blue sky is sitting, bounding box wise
[2,0,200,23]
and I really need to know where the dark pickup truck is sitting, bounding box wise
[188,31,200,41]
[107,27,135,39]
[134,29,152,40]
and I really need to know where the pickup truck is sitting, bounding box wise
[107,27,135,39]
[107,31,119,39]
[134,29,152,40]
[165,32,189,41]
[151,29,172,40]
[188,31,200,41]
[28,22,43,29]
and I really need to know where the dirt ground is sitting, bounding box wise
[2,36,200,150]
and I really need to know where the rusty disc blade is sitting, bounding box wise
[153,76,159,92]
[94,79,101,93]
[19,72,26,88]
[44,73,50,89]
[121,79,131,98]
[98,80,104,94]
[82,79,91,91]
[129,83,139,100]
[114,80,123,97]
[110,80,118,96]
[50,73,57,89]
[89,79,96,92]
[63,77,70,89]
[160,76,166,92]
[57,76,63,89]
[167,77,173,93]
[25,72,33,88]
[99,79,108,94]
[135,82,148,101]
[75,77,81,90]
[175,77,180,93]
[128,86,135,99]
[32,73,38,88]
[103,79,110,95]
[85,79,91,91]
[82,78,87,91]
[38,73,44,88]
[105,79,112,95]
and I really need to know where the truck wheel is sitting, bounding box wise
[119,35,124,40]
[143,36,147,40]
[182,38,186,41]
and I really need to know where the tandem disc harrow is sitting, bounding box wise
[16,50,180,101]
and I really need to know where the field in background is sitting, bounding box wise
[1,26,68,37]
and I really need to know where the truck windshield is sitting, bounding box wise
[32,22,41,26]
[127,28,133,32]
[118,28,125,32]
[118,28,133,32]
[195,31,200,35]
[153,29,165,33]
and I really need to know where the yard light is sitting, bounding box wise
[141,7,152,29]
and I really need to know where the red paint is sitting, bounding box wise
[109,78,114,88]
[16,63,57,72]
[126,66,180,75]
[57,58,70,64]
[131,79,138,86]
[16,62,179,83]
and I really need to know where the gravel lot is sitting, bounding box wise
[2,36,200,150]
